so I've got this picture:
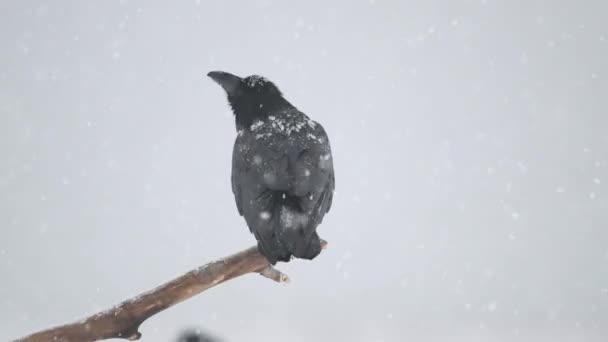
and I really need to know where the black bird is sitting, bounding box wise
[208,71,335,264]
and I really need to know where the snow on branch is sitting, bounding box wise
[15,240,327,342]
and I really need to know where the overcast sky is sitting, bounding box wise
[1,1,607,341]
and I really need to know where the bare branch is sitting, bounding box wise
[14,240,327,342]
[259,266,290,283]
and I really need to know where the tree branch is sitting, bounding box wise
[14,240,327,342]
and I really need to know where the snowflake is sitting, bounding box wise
[245,75,269,87]
[250,120,264,131]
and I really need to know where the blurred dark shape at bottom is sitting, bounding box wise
[176,328,221,342]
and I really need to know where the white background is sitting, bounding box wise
[1,1,607,341]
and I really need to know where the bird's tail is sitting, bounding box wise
[276,203,321,260]
[275,193,321,261]
[256,192,321,264]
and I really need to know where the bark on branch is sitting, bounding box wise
[15,240,327,342]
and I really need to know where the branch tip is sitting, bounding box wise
[320,239,328,250]
[280,273,291,283]
[259,266,289,283]
[126,331,141,341]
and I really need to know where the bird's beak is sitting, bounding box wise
[207,71,241,95]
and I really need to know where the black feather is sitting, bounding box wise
[209,71,335,264]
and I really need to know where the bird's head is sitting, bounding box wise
[207,71,291,129]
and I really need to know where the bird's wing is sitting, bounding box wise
[292,121,335,224]
[231,131,287,220]
[232,131,292,261]
[231,134,249,217]
[231,117,334,262]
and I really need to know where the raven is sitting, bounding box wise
[208,71,335,264]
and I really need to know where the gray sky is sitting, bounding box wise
[1,0,607,341]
